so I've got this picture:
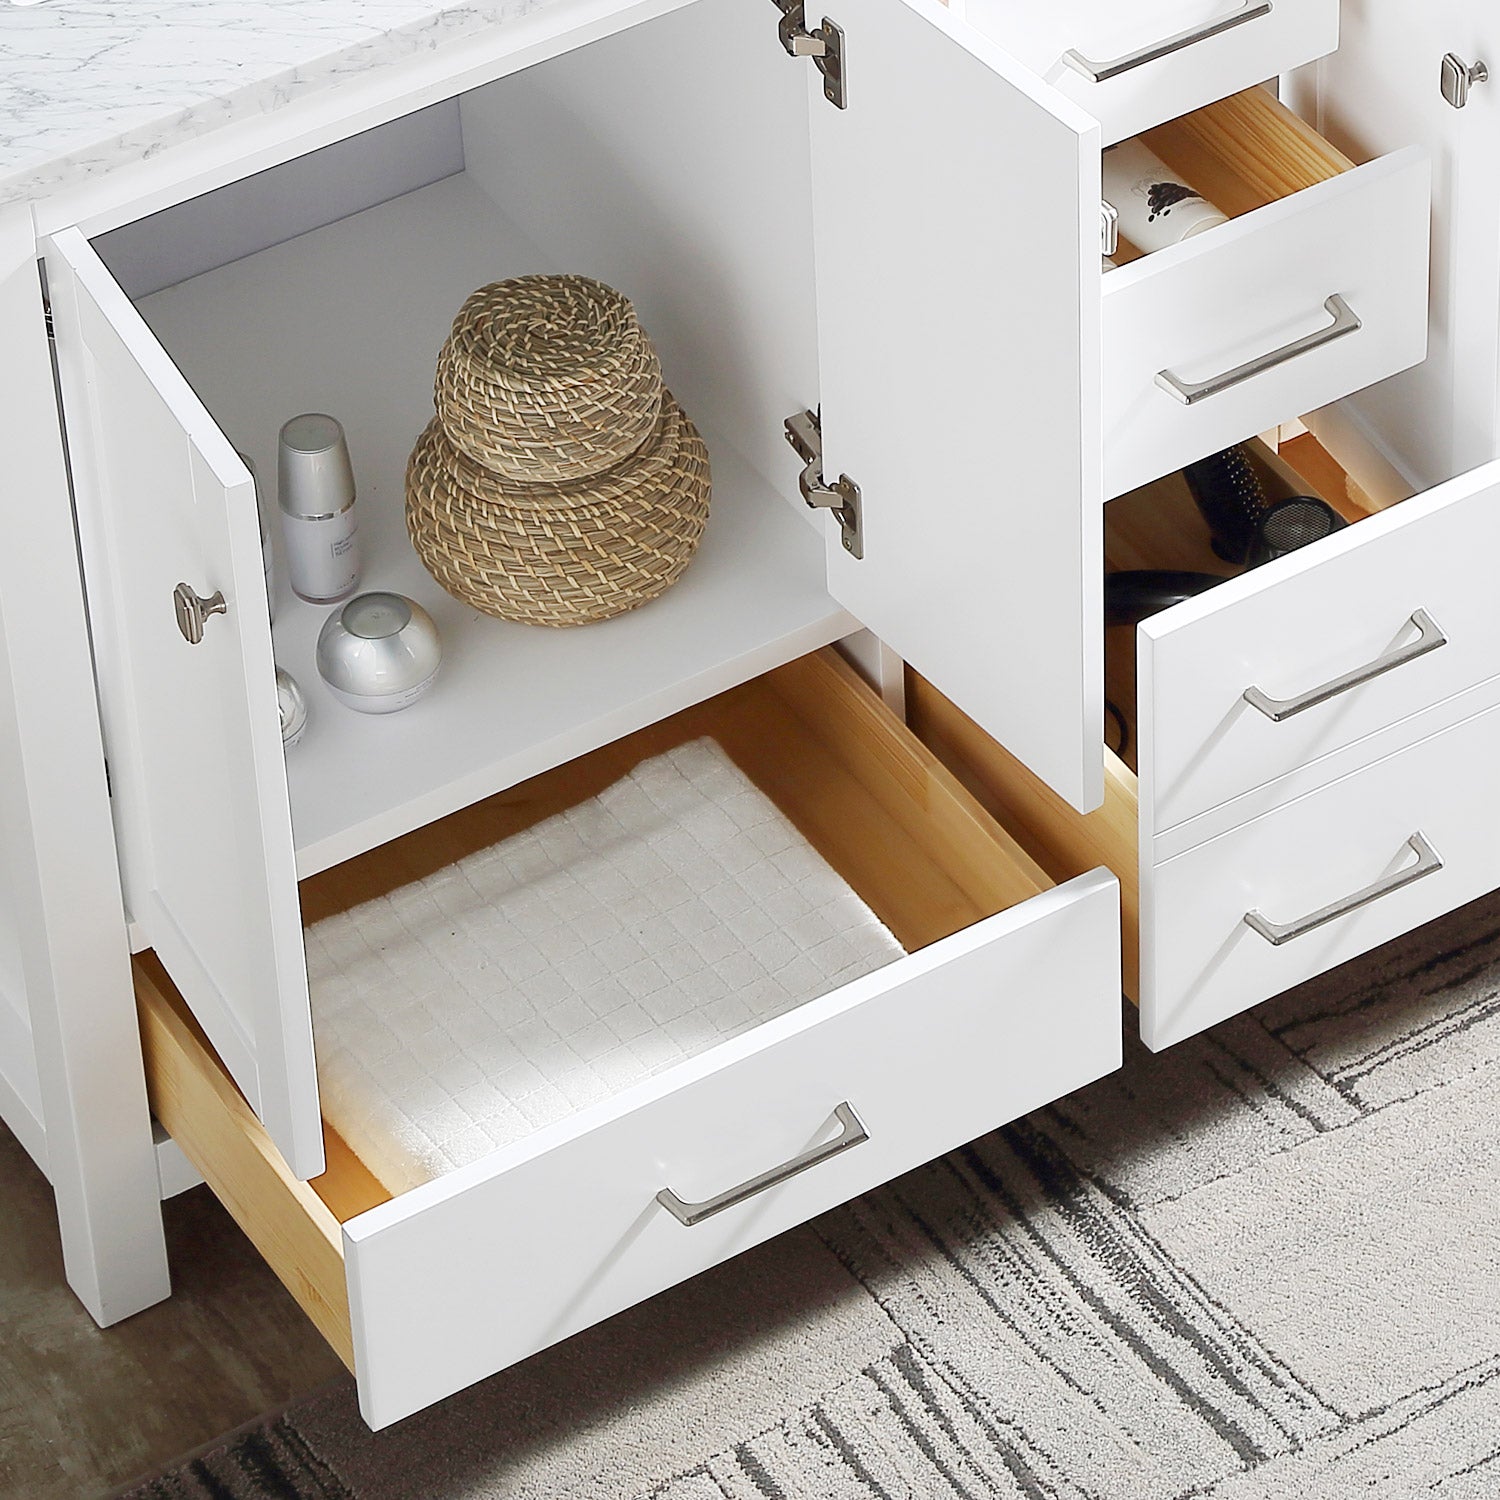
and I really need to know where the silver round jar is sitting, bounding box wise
[276,667,308,747]
[315,592,442,714]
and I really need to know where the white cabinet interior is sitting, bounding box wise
[86,0,1108,869]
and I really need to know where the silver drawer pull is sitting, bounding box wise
[1243,609,1447,722]
[1156,294,1361,406]
[1244,832,1443,946]
[1063,1,1272,82]
[656,1101,868,1227]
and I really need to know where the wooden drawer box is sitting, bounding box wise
[1101,89,1429,500]
[964,0,1339,146]
[1114,446,1500,834]
[139,651,1121,1428]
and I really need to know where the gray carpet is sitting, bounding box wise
[120,890,1500,1499]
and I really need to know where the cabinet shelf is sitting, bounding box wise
[134,173,852,877]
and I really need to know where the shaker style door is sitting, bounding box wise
[45,228,325,1179]
[809,0,1106,812]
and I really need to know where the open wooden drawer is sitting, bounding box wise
[1108,438,1500,833]
[912,438,1500,1053]
[138,651,1121,1428]
[964,0,1339,146]
[1101,87,1430,499]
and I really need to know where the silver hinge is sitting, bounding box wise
[785,408,862,559]
[43,297,54,340]
[773,1,846,109]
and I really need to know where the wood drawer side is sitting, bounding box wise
[135,957,355,1369]
[906,670,1140,999]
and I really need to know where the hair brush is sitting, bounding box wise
[1183,444,1347,567]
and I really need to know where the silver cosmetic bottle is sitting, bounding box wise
[278,414,361,604]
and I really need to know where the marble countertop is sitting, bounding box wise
[0,0,560,205]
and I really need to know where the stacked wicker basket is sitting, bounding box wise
[406,274,711,626]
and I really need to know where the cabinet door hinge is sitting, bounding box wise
[773,1,846,109]
[43,297,54,341]
[785,408,862,559]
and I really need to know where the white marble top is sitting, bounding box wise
[0,0,561,206]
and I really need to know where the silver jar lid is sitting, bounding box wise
[315,591,441,698]
[278,413,356,520]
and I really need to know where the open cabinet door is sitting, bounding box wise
[46,228,324,1179]
[810,0,1104,811]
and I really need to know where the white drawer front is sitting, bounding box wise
[341,871,1120,1428]
[1139,458,1500,835]
[1103,147,1430,500]
[965,0,1338,146]
[1141,701,1500,1050]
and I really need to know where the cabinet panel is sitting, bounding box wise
[45,227,324,1179]
[814,0,1105,812]
[0,210,171,1320]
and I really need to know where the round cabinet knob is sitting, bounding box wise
[173,583,227,645]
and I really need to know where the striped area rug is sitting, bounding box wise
[121,890,1500,1499]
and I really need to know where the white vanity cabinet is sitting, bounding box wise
[26,0,1138,1427]
[4,0,1499,1435]
[41,0,1117,1178]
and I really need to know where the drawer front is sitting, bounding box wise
[1103,147,1430,500]
[1139,458,1500,835]
[965,0,1338,146]
[1141,700,1500,1050]
[342,871,1120,1428]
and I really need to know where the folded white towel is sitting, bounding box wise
[306,738,905,1192]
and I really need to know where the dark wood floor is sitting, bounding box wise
[0,1123,343,1499]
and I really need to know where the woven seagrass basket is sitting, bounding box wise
[407,390,711,626]
[407,274,712,626]
[434,275,664,483]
